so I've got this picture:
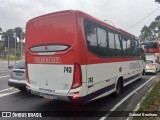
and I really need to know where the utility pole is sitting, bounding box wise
[21,31,22,58]
[21,28,25,58]
[15,36,17,65]
[7,36,10,69]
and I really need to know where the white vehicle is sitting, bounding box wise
[145,54,160,74]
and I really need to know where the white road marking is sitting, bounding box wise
[99,75,156,120]
[0,75,10,79]
[100,117,106,120]
[0,87,14,93]
[0,91,19,98]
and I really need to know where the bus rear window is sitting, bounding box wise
[30,45,69,52]
[141,42,158,53]
[141,43,157,49]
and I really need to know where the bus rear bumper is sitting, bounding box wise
[27,88,87,103]
[29,89,70,102]
[26,82,87,103]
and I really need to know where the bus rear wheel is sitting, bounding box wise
[114,79,122,97]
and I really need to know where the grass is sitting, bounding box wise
[133,80,160,120]
[139,80,160,111]
[0,56,21,61]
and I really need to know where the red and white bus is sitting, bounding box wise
[141,41,160,73]
[25,10,145,103]
[141,41,160,53]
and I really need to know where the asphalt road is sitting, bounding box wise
[0,62,158,120]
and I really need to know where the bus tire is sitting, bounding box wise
[139,70,145,80]
[142,70,145,76]
[114,79,123,97]
[155,69,157,75]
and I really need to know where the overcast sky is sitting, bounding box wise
[0,0,160,36]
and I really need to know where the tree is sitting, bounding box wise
[158,21,160,30]
[0,27,2,34]
[1,29,14,38]
[140,15,160,41]
[157,21,160,38]
[149,21,158,40]
[14,27,25,40]
[149,21,157,30]
[140,25,152,41]
[14,27,25,57]
[155,16,160,21]
[1,29,16,48]
[155,0,160,3]
[0,27,25,59]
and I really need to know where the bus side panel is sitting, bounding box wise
[86,57,142,101]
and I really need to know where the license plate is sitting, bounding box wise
[14,72,23,78]
[39,93,53,99]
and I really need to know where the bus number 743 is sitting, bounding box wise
[64,67,72,73]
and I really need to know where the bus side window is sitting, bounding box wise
[126,38,131,56]
[115,34,123,56]
[108,32,116,56]
[97,27,108,57]
[122,37,127,56]
[86,23,99,55]
[135,40,139,56]
[132,40,139,56]
[131,40,137,56]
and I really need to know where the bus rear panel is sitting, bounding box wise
[26,10,87,103]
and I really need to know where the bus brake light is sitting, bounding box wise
[71,63,82,89]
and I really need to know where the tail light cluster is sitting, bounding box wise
[71,63,82,89]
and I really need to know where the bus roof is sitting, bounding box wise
[27,10,136,39]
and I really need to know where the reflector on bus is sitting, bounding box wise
[30,45,69,52]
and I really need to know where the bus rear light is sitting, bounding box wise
[73,92,80,99]
[71,63,82,89]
